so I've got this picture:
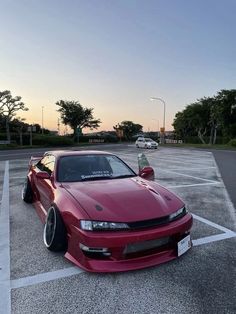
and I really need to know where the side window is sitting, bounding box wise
[37,155,55,175]
[37,156,48,171]
[44,155,55,175]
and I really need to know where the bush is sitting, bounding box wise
[228,139,236,147]
[32,135,73,146]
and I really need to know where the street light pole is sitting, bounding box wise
[152,119,159,139]
[150,97,166,144]
[42,106,44,134]
[150,97,166,130]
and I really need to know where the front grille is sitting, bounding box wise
[127,215,170,229]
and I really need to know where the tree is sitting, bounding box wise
[56,100,101,142]
[114,121,143,140]
[0,90,28,142]
[173,102,210,144]
[172,89,236,144]
[215,89,236,138]
[0,113,6,132]
[11,117,27,146]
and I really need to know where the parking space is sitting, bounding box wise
[1,146,236,313]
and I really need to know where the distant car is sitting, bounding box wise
[136,137,158,149]
[22,150,192,272]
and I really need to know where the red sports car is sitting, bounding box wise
[22,150,193,272]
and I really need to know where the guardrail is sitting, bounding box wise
[0,140,10,145]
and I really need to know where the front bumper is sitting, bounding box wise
[65,213,193,272]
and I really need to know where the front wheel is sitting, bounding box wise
[22,178,33,203]
[43,207,67,252]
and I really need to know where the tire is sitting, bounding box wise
[43,206,67,252]
[22,178,33,203]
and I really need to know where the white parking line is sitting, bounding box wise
[4,149,236,293]
[0,161,11,314]
[159,169,219,184]
[192,232,236,246]
[192,213,236,246]
[192,213,236,234]
[11,266,84,289]
[166,182,221,189]
[9,213,236,290]
[165,167,216,171]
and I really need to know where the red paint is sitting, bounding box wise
[27,150,193,272]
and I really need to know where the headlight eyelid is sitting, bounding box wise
[169,206,186,221]
[80,220,129,231]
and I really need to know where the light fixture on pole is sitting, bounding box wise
[150,97,166,131]
[150,97,166,144]
[42,106,44,134]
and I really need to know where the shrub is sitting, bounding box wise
[228,139,236,147]
[32,135,73,146]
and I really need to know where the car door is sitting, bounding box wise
[35,155,56,211]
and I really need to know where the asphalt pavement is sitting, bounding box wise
[213,150,236,211]
[0,144,236,314]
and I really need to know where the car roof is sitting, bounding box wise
[44,150,114,158]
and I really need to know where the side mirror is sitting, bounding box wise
[36,171,50,179]
[139,166,155,181]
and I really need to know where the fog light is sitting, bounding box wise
[79,243,111,256]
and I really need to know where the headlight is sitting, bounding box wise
[80,220,130,231]
[169,207,187,221]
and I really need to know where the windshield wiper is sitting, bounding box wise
[80,176,112,181]
[112,174,136,179]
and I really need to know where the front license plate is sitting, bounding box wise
[177,235,191,257]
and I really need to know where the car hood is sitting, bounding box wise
[61,178,184,222]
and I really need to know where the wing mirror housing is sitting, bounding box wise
[36,171,51,179]
[139,166,155,181]
[138,153,155,180]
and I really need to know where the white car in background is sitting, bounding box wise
[135,137,158,149]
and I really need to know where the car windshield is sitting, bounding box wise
[145,138,153,142]
[57,154,136,182]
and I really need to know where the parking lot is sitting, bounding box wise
[0,145,236,313]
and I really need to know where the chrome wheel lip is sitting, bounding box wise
[43,207,56,248]
[21,180,27,200]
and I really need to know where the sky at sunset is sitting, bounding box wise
[0,0,235,133]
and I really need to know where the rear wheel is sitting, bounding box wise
[22,178,33,203]
[43,206,67,251]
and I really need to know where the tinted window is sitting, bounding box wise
[57,155,135,182]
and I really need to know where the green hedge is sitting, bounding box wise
[32,135,73,146]
[228,139,236,147]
